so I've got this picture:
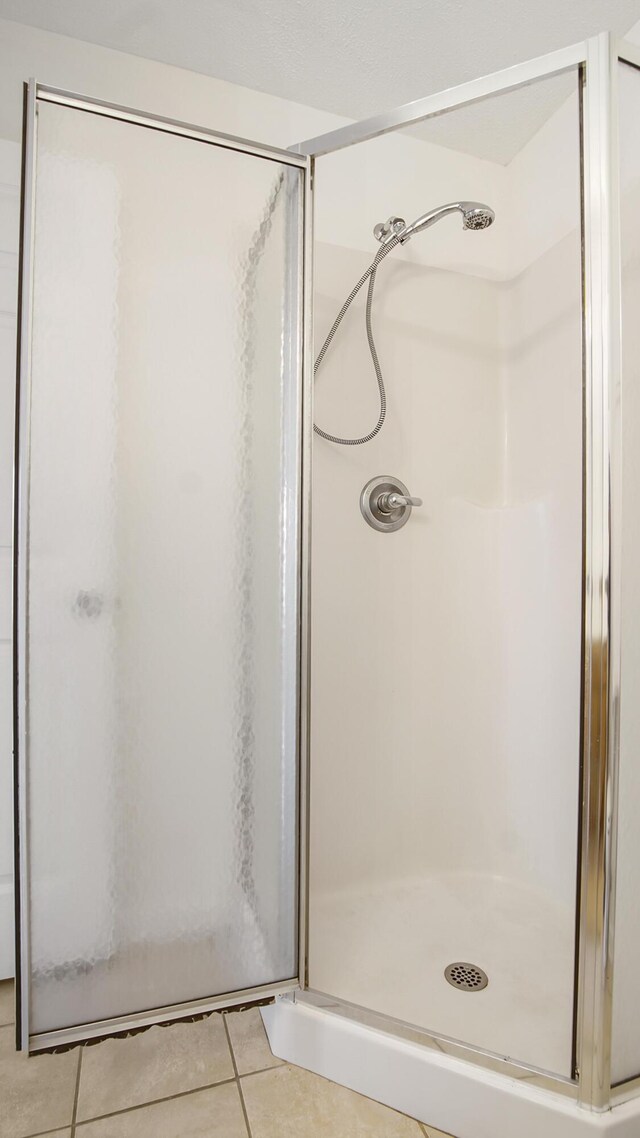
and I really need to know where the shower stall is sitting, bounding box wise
[11,31,640,1137]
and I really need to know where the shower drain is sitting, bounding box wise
[444,962,489,992]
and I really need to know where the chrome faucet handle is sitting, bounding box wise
[389,492,422,509]
[360,476,421,532]
[378,491,423,512]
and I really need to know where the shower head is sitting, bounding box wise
[381,201,495,244]
[461,204,495,230]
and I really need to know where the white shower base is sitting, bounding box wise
[263,997,640,1138]
[308,870,575,1076]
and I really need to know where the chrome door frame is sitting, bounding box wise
[291,40,588,156]
[575,34,621,1112]
[14,79,312,1053]
[603,35,640,1106]
[292,31,628,1113]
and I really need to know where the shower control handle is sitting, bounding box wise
[360,476,422,532]
[378,492,423,512]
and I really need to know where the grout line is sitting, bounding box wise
[223,1013,253,1138]
[222,1013,239,1076]
[73,1077,238,1127]
[22,1128,75,1138]
[0,1019,14,1028]
[69,1044,83,1137]
[236,1078,253,1138]
[239,1061,286,1079]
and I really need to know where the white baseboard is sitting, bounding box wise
[261,998,640,1138]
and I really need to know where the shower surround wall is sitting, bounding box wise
[309,88,582,1077]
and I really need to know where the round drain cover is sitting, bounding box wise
[444,962,489,992]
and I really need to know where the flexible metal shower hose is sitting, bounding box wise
[314,234,400,445]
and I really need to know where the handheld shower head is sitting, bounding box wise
[377,200,495,244]
[461,203,495,231]
[318,197,496,446]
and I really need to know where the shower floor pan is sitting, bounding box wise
[308,870,575,1077]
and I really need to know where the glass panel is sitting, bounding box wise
[309,68,583,1076]
[25,99,301,1034]
[611,56,640,1087]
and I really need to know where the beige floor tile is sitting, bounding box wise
[76,1016,234,1122]
[0,1024,78,1138]
[224,1008,283,1075]
[76,1083,247,1137]
[241,1063,423,1137]
[0,979,14,1026]
[422,1127,457,1138]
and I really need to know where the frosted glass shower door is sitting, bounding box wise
[14,86,307,1049]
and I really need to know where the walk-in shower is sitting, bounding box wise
[11,31,640,1138]
[274,32,640,1137]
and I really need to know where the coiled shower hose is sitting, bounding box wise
[314,234,400,445]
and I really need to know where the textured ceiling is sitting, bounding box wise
[1,0,639,162]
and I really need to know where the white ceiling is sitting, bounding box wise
[1,0,639,163]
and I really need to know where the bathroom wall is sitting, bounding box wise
[310,95,582,902]
[310,85,582,900]
[498,225,583,905]
[310,246,505,891]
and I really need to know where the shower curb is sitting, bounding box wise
[262,999,640,1137]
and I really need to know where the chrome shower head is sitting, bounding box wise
[375,200,495,244]
[461,204,495,231]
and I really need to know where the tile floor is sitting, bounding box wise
[0,980,456,1137]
